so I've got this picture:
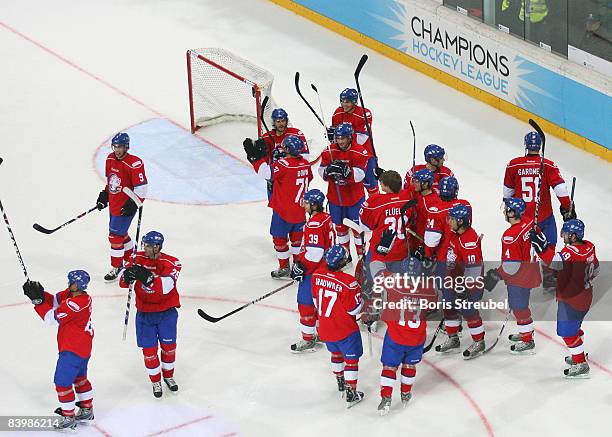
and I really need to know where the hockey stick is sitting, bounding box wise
[198,281,295,323]
[528,119,546,227]
[569,176,576,215]
[294,72,325,128]
[310,84,328,128]
[121,187,144,341]
[410,121,416,171]
[354,54,378,159]
[423,319,444,353]
[483,310,512,354]
[33,206,98,235]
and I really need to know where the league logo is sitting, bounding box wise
[108,174,122,194]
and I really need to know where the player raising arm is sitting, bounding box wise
[23,271,94,430]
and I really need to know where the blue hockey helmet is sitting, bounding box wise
[282,135,304,156]
[334,122,353,139]
[412,168,435,185]
[400,257,423,277]
[448,204,472,227]
[68,270,91,291]
[142,230,164,249]
[271,108,288,121]
[111,132,130,148]
[504,197,526,218]
[324,245,348,270]
[439,176,459,199]
[303,189,325,209]
[424,144,445,162]
[524,131,542,151]
[561,219,585,240]
[340,88,358,103]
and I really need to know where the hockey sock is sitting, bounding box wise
[335,225,350,254]
[123,236,134,263]
[289,231,302,263]
[298,304,316,341]
[344,358,359,390]
[330,352,345,376]
[55,385,76,416]
[160,343,176,379]
[109,234,125,268]
[563,335,586,364]
[465,314,485,342]
[73,376,93,408]
[401,365,416,394]
[514,309,534,342]
[142,346,162,383]
[272,237,290,269]
[380,367,397,398]
[351,230,363,257]
[443,317,461,336]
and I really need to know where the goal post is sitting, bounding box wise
[186,48,278,136]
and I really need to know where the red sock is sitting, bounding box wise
[352,230,363,257]
[109,234,125,268]
[330,352,344,376]
[335,225,350,255]
[444,318,460,336]
[401,366,416,393]
[380,368,396,398]
[514,309,534,342]
[142,346,161,382]
[273,237,290,269]
[298,304,316,341]
[344,359,359,390]
[563,335,586,364]
[55,385,76,416]
[123,236,134,262]
[160,343,176,379]
[466,315,485,341]
[73,376,93,408]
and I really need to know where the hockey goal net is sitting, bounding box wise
[187,48,279,136]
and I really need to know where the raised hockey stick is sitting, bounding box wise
[569,176,576,215]
[121,187,144,341]
[410,121,416,171]
[354,54,378,159]
[310,84,328,128]
[33,206,98,235]
[294,72,326,128]
[198,281,295,323]
[483,310,512,354]
[528,119,546,227]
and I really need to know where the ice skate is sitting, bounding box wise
[53,413,77,430]
[74,402,94,423]
[104,266,123,282]
[270,267,291,280]
[401,391,412,408]
[508,333,521,342]
[377,396,391,416]
[565,353,589,366]
[510,340,536,354]
[336,375,346,398]
[290,338,317,353]
[435,335,460,354]
[152,381,163,398]
[345,387,364,408]
[164,377,178,392]
[463,340,485,360]
[564,361,590,379]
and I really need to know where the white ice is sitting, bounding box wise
[0,1,610,436]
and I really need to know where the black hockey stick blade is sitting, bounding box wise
[400,198,418,213]
[528,118,546,146]
[354,54,368,78]
[32,223,56,234]
[197,308,225,323]
[294,72,325,127]
[484,311,511,354]
[423,319,444,353]
[0,157,3,165]
[261,95,269,120]
[310,83,318,93]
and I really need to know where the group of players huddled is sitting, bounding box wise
[21,132,182,430]
[242,87,600,414]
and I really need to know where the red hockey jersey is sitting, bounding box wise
[105,152,147,216]
[497,217,541,288]
[319,143,368,206]
[297,211,335,275]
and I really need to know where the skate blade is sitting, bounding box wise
[510,348,536,355]
[435,348,462,355]
[290,347,318,354]
[378,408,390,416]
[564,373,590,379]
[463,351,485,360]
[75,419,96,426]
[346,399,364,409]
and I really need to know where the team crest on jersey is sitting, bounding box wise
[108,173,122,194]
[446,247,457,270]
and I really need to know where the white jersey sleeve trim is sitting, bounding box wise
[353,167,365,183]
[257,163,271,180]
[501,260,521,276]
[318,166,326,179]
[553,183,569,198]
[44,309,59,326]
[424,230,442,248]
[304,246,324,263]
[161,276,175,294]
[133,184,148,199]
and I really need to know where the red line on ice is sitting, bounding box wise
[143,414,213,437]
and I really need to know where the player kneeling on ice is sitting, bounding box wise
[289,189,334,353]
[312,245,365,408]
[530,219,599,378]
[96,132,148,282]
[377,258,436,416]
[23,271,95,430]
[120,231,182,397]
[483,198,541,354]
[243,135,313,279]
[435,204,486,359]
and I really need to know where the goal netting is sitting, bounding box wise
[187,48,279,136]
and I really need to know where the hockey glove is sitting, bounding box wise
[243,138,267,164]
[120,198,138,216]
[323,163,342,180]
[374,166,385,180]
[129,265,155,287]
[122,268,137,285]
[413,245,425,261]
[529,229,548,254]
[483,268,502,292]
[421,257,435,275]
[376,229,396,255]
[96,189,109,210]
[23,280,44,305]
[326,126,335,143]
[335,160,352,180]
[560,204,577,222]
[272,147,286,162]
[290,261,306,282]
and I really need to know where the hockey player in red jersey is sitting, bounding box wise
[377,258,436,415]
[95,132,148,281]
[312,245,364,408]
[23,270,94,430]
[262,108,310,161]
[434,204,486,359]
[403,144,453,192]
[410,169,440,254]
[483,198,541,354]
[319,123,369,262]
[244,135,313,278]
[289,189,335,353]
[330,88,379,196]
[503,131,574,288]
[530,219,599,378]
[120,231,182,397]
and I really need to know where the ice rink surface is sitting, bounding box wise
[0,1,610,436]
